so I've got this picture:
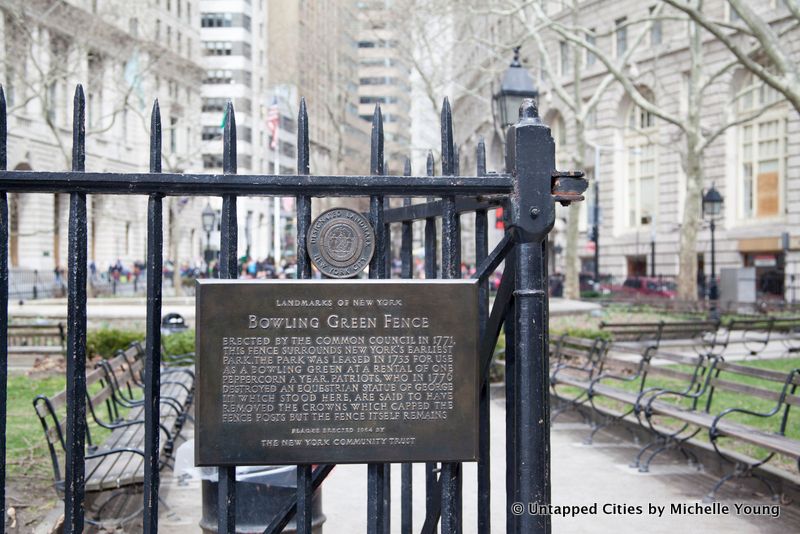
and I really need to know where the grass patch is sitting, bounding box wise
[8,373,140,496]
[7,374,66,482]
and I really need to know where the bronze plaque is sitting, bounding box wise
[195,279,479,466]
[307,208,375,278]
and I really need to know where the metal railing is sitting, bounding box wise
[0,83,585,534]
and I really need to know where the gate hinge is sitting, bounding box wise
[552,170,588,206]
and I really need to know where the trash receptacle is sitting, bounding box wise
[161,312,189,337]
[199,466,325,534]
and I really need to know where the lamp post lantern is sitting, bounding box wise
[493,46,539,130]
[702,184,723,317]
[202,203,216,274]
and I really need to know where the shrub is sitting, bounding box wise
[163,330,195,357]
[87,328,143,359]
[550,327,611,341]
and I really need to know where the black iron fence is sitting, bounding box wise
[0,83,585,534]
[7,268,183,300]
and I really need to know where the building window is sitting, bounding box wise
[585,29,596,66]
[203,154,224,168]
[559,41,569,76]
[737,73,787,221]
[170,117,178,153]
[615,17,627,57]
[649,6,662,46]
[205,41,232,56]
[201,12,235,27]
[87,52,104,128]
[202,125,222,141]
[202,97,227,112]
[624,96,657,229]
[204,69,233,84]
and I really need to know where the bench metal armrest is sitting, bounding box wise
[96,419,147,431]
[108,415,178,441]
[111,395,184,418]
[644,386,703,414]
[589,345,653,396]
[709,407,776,440]
[633,386,667,414]
[587,372,640,397]
[711,368,800,438]
[550,362,592,385]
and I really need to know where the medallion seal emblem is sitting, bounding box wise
[307,208,375,278]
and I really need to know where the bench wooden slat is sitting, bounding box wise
[650,403,800,458]
[714,360,792,382]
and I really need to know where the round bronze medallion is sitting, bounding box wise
[307,208,375,278]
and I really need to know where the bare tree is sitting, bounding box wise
[532,1,782,299]
[513,1,661,299]
[2,0,205,292]
[662,0,800,114]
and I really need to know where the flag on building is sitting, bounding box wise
[267,97,280,149]
[220,104,228,129]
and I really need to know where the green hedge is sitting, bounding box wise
[86,328,196,360]
[550,327,612,341]
[86,328,143,359]
[163,330,195,356]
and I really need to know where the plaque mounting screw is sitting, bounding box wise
[530,207,540,218]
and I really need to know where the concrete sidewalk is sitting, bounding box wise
[158,399,799,533]
[8,296,598,327]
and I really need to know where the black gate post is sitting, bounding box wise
[506,99,555,534]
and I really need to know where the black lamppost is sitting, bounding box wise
[702,184,723,317]
[493,46,539,131]
[202,203,216,275]
[650,224,656,277]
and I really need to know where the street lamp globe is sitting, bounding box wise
[702,184,724,218]
[201,203,216,233]
[493,46,539,129]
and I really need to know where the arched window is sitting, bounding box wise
[623,92,657,229]
[736,72,787,221]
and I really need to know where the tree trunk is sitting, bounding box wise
[168,198,183,297]
[563,123,585,300]
[563,204,581,299]
[677,148,703,301]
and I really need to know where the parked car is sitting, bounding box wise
[614,277,677,299]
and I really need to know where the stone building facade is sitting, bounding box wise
[451,0,799,299]
[357,0,412,174]
[0,0,209,273]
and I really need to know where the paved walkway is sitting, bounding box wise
[8,296,597,327]
[158,399,799,533]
